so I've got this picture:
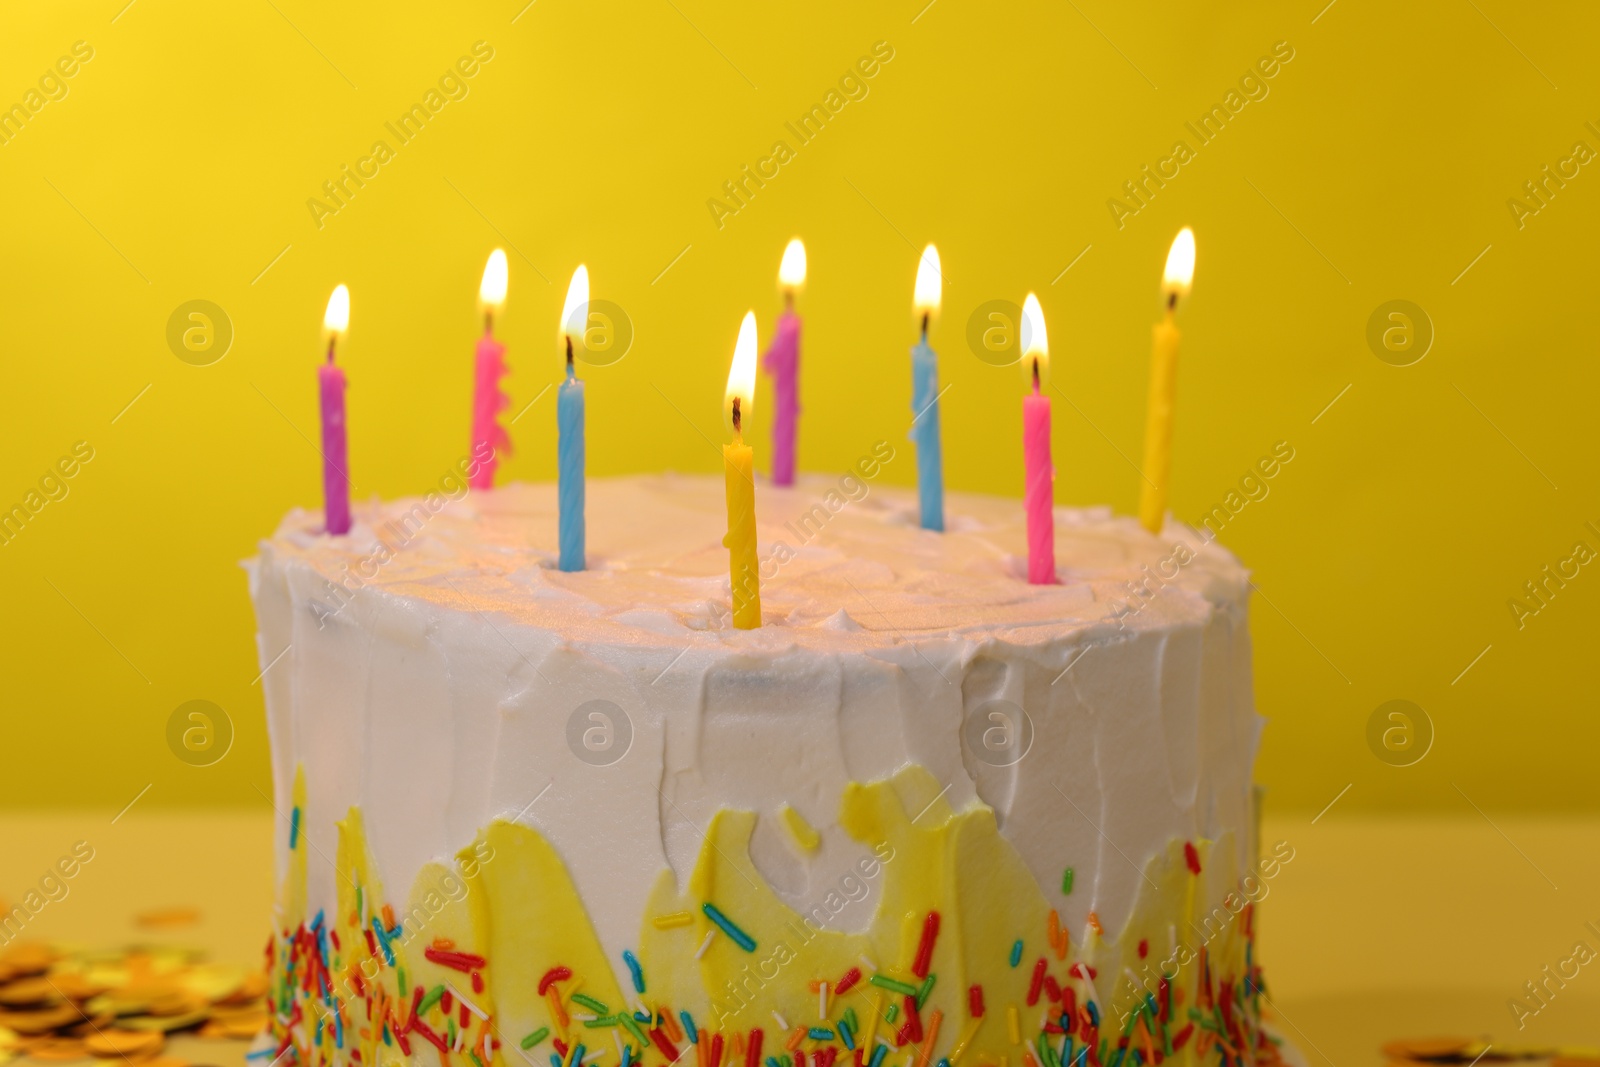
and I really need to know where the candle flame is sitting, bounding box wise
[913,244,941,316]
[724,311,759,437]
[561,265,590,348]
[1162,227,1195,306]
[778,238,807,291]
[323,283,350,343]
[479,249,508,309]
[1021,292,1048,387]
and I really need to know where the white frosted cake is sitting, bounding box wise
[248,461,1284,1067]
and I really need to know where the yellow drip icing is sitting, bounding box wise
[779,804,822,853]
[278,766,308,930]
[278,763,1265,1067]
[468,821,625,1067]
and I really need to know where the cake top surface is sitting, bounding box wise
[260,471,1249,652]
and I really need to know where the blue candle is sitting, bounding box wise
[910,245,944,531]
[558,266,588,572]
[911,338,944,531]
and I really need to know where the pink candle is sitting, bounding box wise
[1021,293,1054,584]
[471,250,511,490]
[319,284,351,536]
[469,331,509,489]
[763,238,806,486]
[763,309,800,485]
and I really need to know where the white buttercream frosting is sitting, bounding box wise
[249,471,1261,975]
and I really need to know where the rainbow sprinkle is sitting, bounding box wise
[701,902,756,951]
[622,950,645,993]
[571,993,610,1015]
[869,974,917,998]
[267,841,1278,1067]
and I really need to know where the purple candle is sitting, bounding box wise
[319,284,351,536]
[762,238,805,486]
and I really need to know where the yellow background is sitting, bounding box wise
[1,0,1594,813]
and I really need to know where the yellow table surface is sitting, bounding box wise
[4,810,1596,1065]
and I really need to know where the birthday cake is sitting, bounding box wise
[247,466,1284,1067]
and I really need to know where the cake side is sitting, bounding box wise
[248,473,1276,1067]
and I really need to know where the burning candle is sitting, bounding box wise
[557,265,588,572]
[723,311,762,629]
[319,284,351,536]
[910,244,944,532]
[1138,228,1196,534]
[467,247,512,489]
[470,248,511,490]
[762,238,805,486]
[1020,293,1054,585]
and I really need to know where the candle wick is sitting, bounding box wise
[784,290,794,312]
[921,311,929,340]
[1166,291,1178,312]
[566,335,575,377]
[485,310,494,335]
[1032,356,1040,393]
[731,396,742,435]
[326,340,336,364]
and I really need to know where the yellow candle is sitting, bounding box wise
[1139,227,1196,534]
[723,311,762,629]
